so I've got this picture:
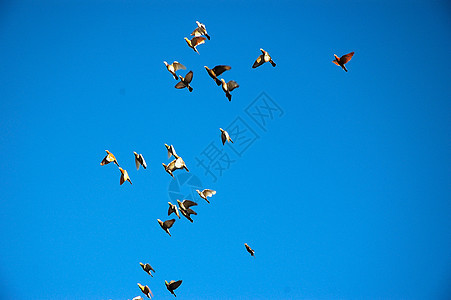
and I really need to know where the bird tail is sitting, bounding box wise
[270,60,276,67]
[226,93,231,101]
[205,34,210,40]
[342,65,348,72]
[214,78,221,86]
[188,86,193,92]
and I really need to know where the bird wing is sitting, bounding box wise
[252,55,264,68]
[221,132,226,145]
[135,156,140,170]
[170,280,183,289]
[203,189,216,197]
[340,52,354,64]
[182,200,198,208]
[175,81,186,89]
[227,81,239,91]
[168,204,175,216]
[173,61,186,71]
[212,65,231,76]
[184,71,193,84]
[164,219,176,228]
[120,174,125,185]
[186,208,197,215]
[192,36,206,46]
[332,59,340,66]
[140,155,147,169]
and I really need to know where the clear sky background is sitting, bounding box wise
[1,0,450,299]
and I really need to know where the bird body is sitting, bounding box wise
[119,167,132,185]
[220,78,239,101]
[134,152,147,170]
[252,48,276,68]
[196,189,216,203]
[245,243,255,257]
[164,61,186,80]
[157,218,175,236]
[332,51,354,72]
[165,280,183,297]
[191,21,210,40]
[184,36,206,54]
[100,150,119,166]
[175,71,194,92]
[220,128,233,145]
[204,65,231,86]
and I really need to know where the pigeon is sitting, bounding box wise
[219,128,233,145]
[245,243,255,257]
[162,160,177,178]
[177,199,198,223]
[134,152,147,170]
[332,51,354,72]
[137,283,153,299]
[168,202,180,219]
[196,189,216,204]
[164,144,179,159]
[139,262,155,277]
[165,280,183,297]
[100,150,119,166]
[184,36,206,54]
[164,61,186,80]
[175,71,194,92]
[191,21,210,40]
[220,78,239,101]
[119,167,132,185]
[204,65,231,86]
[157,218,175,236]
[252,48,276,68]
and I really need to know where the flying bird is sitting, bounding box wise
[139,262,155,277]
[162,160,177,178]
[137,283,153,299]
[165,280,183,297]
[245,243,255,257]
[177,199,198,223]
[184,36,206,54]
[220,78,239,101]
[168,202,180,219]
[219,128,233,145]
[100,150,119,166]
[191,20,210,40]
[252,48,276,68]
[134,152,147,170]
[163,61,186,80]
[157,218,175,236]
[175,71,194,92]
[332,51,355,72]
[119,167,132,185]
[174,156,189,172]
[204,65,231,86]
[196,189,216,204]
[164,144,179,159]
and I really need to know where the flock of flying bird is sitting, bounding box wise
[100,20,355,299]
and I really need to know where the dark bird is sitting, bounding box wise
[134,152,147,170]
[119,167,132,185]
[100,150,119,166]
[137,283,153,299]
[165,280,183,297]
[157,218,175,236]
[204,65,231,85]
[191,21,210,40]
[252,48,276,68]
[220,128,233,145]
[164,61,186,80]
[168,202,180,219]
[175,71,193,92]
[332,51,354,72]
[139,262,155,277]
[220,78,239,101]
[245,243,255,257]
[184,36,206,54]
[177,199,198,223]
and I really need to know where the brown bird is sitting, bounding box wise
[220,78,239,101]
[134,152,147,170]
[332,51,354,72]
[204,65,231,86]
[165,280,182,297]
[164,61,186,80]
[164,144,179,159]
[168,202,180,219]
[177,199,198,223]
[220,128,233,145]
[119,167,132,185]
[100,150,119,166]
[137,283,153,299]
[157,218,175,236]
[175,71,193,92]
[139,262,155,277]
[191,21,210,40]
[252,48,276,68]
[162,160,176,178]
[184,36,206,54]
[245,243,255,257]
[196,189,216,204]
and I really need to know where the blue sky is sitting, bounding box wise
[1,0,450,299]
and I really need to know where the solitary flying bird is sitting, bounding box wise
[165,280,183,297]
[175,71,194,92]
[184,36,206,54]
[134,152,147,170]
[220,78,239,101]
[119,167,132,185]
[252,48,276,68]
[137,283,153,299]
[139,262,155,277]
[164,61,186,80]
[245,243,255,257]
[100,150,119,166]
[332,51,355,72]
[220,128,233,145]
[157,218,175,236]
[191,21,210,40]
[204,65,231,86]
[164,144,179,159]
[196,189,216,204]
